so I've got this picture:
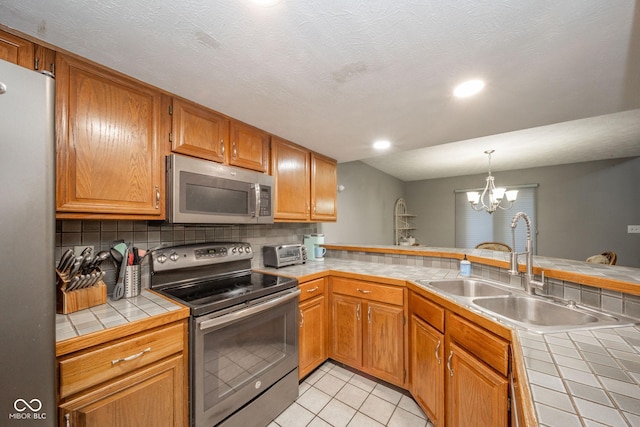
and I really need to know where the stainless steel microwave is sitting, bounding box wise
[166,154,274,224]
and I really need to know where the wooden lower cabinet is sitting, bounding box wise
[446,342,508,427]
[57,320,188,427]
[298,278,328,379]
[329,277,406,387]
[409,291,510,426]
[410,315,444,426]
[59,355,184,427]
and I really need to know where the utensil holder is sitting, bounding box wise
[123,265,141,298]
[56,269,107,314]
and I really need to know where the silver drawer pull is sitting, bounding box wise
[357,288,372,294]
[112,347,151,365]
[306,286,319,293]
[447,350,454,377]
[435,340,441,365]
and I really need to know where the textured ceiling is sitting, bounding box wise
[1,0,639,180]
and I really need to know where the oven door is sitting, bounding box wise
[192,289,300,427]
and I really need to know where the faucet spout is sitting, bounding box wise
[509,212,544,294]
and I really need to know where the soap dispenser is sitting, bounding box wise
[460,255,471,277]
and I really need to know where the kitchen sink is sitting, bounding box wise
[471,295,634,333]
[417,278,637,333]
[418,279,512,297]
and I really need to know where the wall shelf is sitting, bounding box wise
[394,198,416,245]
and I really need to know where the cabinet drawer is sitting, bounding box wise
[59,323,184,398]
[447,313,509,376]
[409,292,444,333]
[331,277,403,306]
[299,278,326,302]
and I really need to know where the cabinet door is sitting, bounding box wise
[0,30,34,69]
[299,295,327,379]
[55,54,165,218]
[410,315,444,426]
[364,301,405,386]
[330,294,362,368]
[446,342,508,427]
[34,45,56,75]
[59,355,186,427]
[171,97,229,163]
[271,137,310,221]
[310,152,337,221]
[229,121,269,172]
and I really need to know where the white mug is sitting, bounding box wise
[314,247,326,258]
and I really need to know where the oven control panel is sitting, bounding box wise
[151,242,253,272]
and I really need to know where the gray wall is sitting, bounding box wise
[404,157,640,267]
[321,161,404,245]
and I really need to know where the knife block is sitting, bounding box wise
[56,269,107,314]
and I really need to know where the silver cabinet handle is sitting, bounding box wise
[299,309,304,327]
[447,350,454,377]
[232,142,237,159]
[221,140,225,156]
[357,288,372,294]
[367,306,371,323]
[65,413,71,427]
[112,347,151,365]
[356,303,361,321]
[435,340,442,365]
[306,286,319,293]
[155,185,160,209]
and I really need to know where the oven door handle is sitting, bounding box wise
[199,289,301,331]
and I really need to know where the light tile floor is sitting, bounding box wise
[270,361,435,427]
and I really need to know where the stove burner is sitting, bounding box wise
[156,271,296,316]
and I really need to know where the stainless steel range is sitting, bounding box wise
[150,242,300,427]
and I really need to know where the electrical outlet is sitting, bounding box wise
[74,245,94,256]
[628,225,640,234]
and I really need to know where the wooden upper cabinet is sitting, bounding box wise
[55,54,166,219]
[272,137,337,222]
[311,152,337,221]
[170,97,229,164]
[34,45,56,75]
[271,137,311,220]
[229,121,270,172]
[0,29,35,69]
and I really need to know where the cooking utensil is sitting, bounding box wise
[112,247,129,301]
[65,276,80,292]
[80,246,92,258]
[110,248,123,268]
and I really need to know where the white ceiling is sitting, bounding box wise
[2,0,639,181]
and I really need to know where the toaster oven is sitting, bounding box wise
[263,244,307,268]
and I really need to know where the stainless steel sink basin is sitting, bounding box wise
[418,279,512,297]
[471,296,633,332]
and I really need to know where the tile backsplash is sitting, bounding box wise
[56,220,317,290]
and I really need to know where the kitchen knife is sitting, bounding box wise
[67,275,85,291]
[65,276,80,292]
[57,249,74,271]
[68,257,83,277]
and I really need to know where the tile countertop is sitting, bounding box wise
[258,258,640,427]
[56,290,186,342]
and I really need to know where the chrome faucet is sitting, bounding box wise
[509,212,545,294]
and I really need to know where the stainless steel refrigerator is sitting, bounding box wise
[0,59,56,426]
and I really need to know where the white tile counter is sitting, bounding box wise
[259,257,640,427]
[55,290,185,342]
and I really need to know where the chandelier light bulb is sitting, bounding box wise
[466,150,517,214]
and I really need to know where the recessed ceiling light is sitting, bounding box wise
[373,140,391,150]
[249,0,283,6]
[453,79,485,98]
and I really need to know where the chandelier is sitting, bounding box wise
[466,150,518,214]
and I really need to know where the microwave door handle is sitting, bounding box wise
[253,183,260,218]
